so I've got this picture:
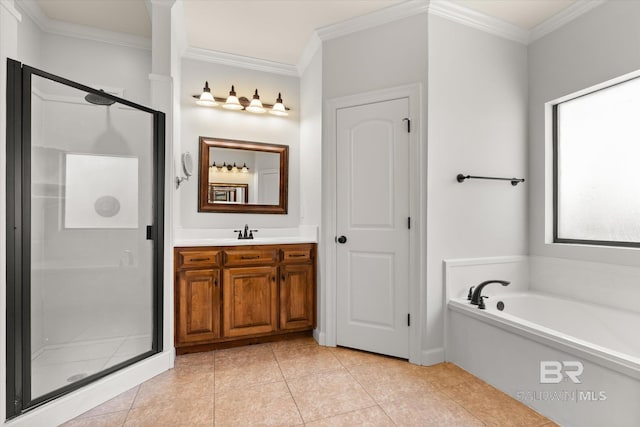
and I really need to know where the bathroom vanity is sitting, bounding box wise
[174,242,316,354]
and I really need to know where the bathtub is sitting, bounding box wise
[447,291,640,427]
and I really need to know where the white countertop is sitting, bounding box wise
[173,226,318,247]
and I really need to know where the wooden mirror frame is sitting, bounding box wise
[198,136,288,214]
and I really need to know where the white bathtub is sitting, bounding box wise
[447,291,640,427]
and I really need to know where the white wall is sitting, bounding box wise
[299,48,322,227]
[179,58,300,230]
[322,14,428,100]
[528,0,640,268]
[426,15,528,357]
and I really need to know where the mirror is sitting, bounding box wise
[198,137,288,214]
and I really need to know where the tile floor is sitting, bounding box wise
[62,337,556,426]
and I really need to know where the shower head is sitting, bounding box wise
[84,90,115,106]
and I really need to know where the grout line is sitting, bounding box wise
[271,344,305,424]
[212,349,217,427]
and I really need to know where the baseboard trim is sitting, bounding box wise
[422,347,445,366]
[313,329,325,346]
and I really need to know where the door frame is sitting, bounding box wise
[323,84,425,364]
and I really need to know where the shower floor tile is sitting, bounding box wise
[62,339,554,427]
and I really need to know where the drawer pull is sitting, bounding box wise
[241,255,260,260]
[287,254,306,258]
[188,257,210,262]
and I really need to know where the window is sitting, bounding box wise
[554,75,640,247]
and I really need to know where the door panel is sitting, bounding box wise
[222,266,277,337]
[280,264,314,330]
[336,98,410,359]
[176,269,220,345]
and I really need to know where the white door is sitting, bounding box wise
[336,98,410,359]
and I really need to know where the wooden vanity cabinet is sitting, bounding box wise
[174,250,222,346]
[174,243,316,353]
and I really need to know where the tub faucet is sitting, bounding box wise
[470,280,510,305]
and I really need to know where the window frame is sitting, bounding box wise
[552,75,640,249]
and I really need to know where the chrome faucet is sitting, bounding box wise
[470,280,510,305]
[234,224,258,240]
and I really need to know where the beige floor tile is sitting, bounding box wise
[349,360,420,388]
[215,381,302,426]
[269,336,317,352]
[124,396,213,427]
[77,386,139,418]
[381,395,483,427]
[61,410,128,427]
[305,405,394,427]
[275,345,342,379]
[215,344,276,371]
[330,346,397,368]
[444,378,548,427]
[174,350,215,367]
[132,368,214,408]
[360,374,443,405]
[287,368,375,422]
[418,362,477,389]
[215,358,284,394]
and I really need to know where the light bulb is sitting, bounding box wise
[269,92,288,116]
[223,85,244,110]
[196,81,217,107]
[245,89,266,113]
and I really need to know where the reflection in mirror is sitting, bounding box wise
[199,137,288,214]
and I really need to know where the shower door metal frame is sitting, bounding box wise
[5,59,165,419]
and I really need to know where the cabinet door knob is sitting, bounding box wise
[214,278,218,286]
[282,275,286,281]
[336,235,347,244]
[272,276,275,282]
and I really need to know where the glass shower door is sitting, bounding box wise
[6,60,164,416]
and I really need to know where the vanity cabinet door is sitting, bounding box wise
[280,263,316,330]
[175,268,221,346]
[222,266,278,337]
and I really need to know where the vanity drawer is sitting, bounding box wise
[280,246,313,263]
[176,249,221,270]
[223,248,278,266]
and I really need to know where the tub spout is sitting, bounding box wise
[470,280,510,305]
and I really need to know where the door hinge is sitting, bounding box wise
[407,217,411,229]
[407,313,411,326]
[146,225,153,240]
[402,118,411,133]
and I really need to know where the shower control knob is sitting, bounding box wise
[336,235,347,244]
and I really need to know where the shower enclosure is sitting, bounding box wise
[6,59,164,418]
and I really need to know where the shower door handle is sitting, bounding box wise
[146,225,153,240]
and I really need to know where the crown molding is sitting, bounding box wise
[182,46,299,77]
[297,32,322,76]
[316,0,429,41]
[1,0,22,21]
[17,0,151,51]
[529,0,606,43]
[428,0,529,44]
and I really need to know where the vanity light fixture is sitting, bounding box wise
[223,85,244,110]
[269,93,288,116]
[196,81,217,107]
[210,161,250,173]
[245,89,266,114]
[193,83,290,115]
